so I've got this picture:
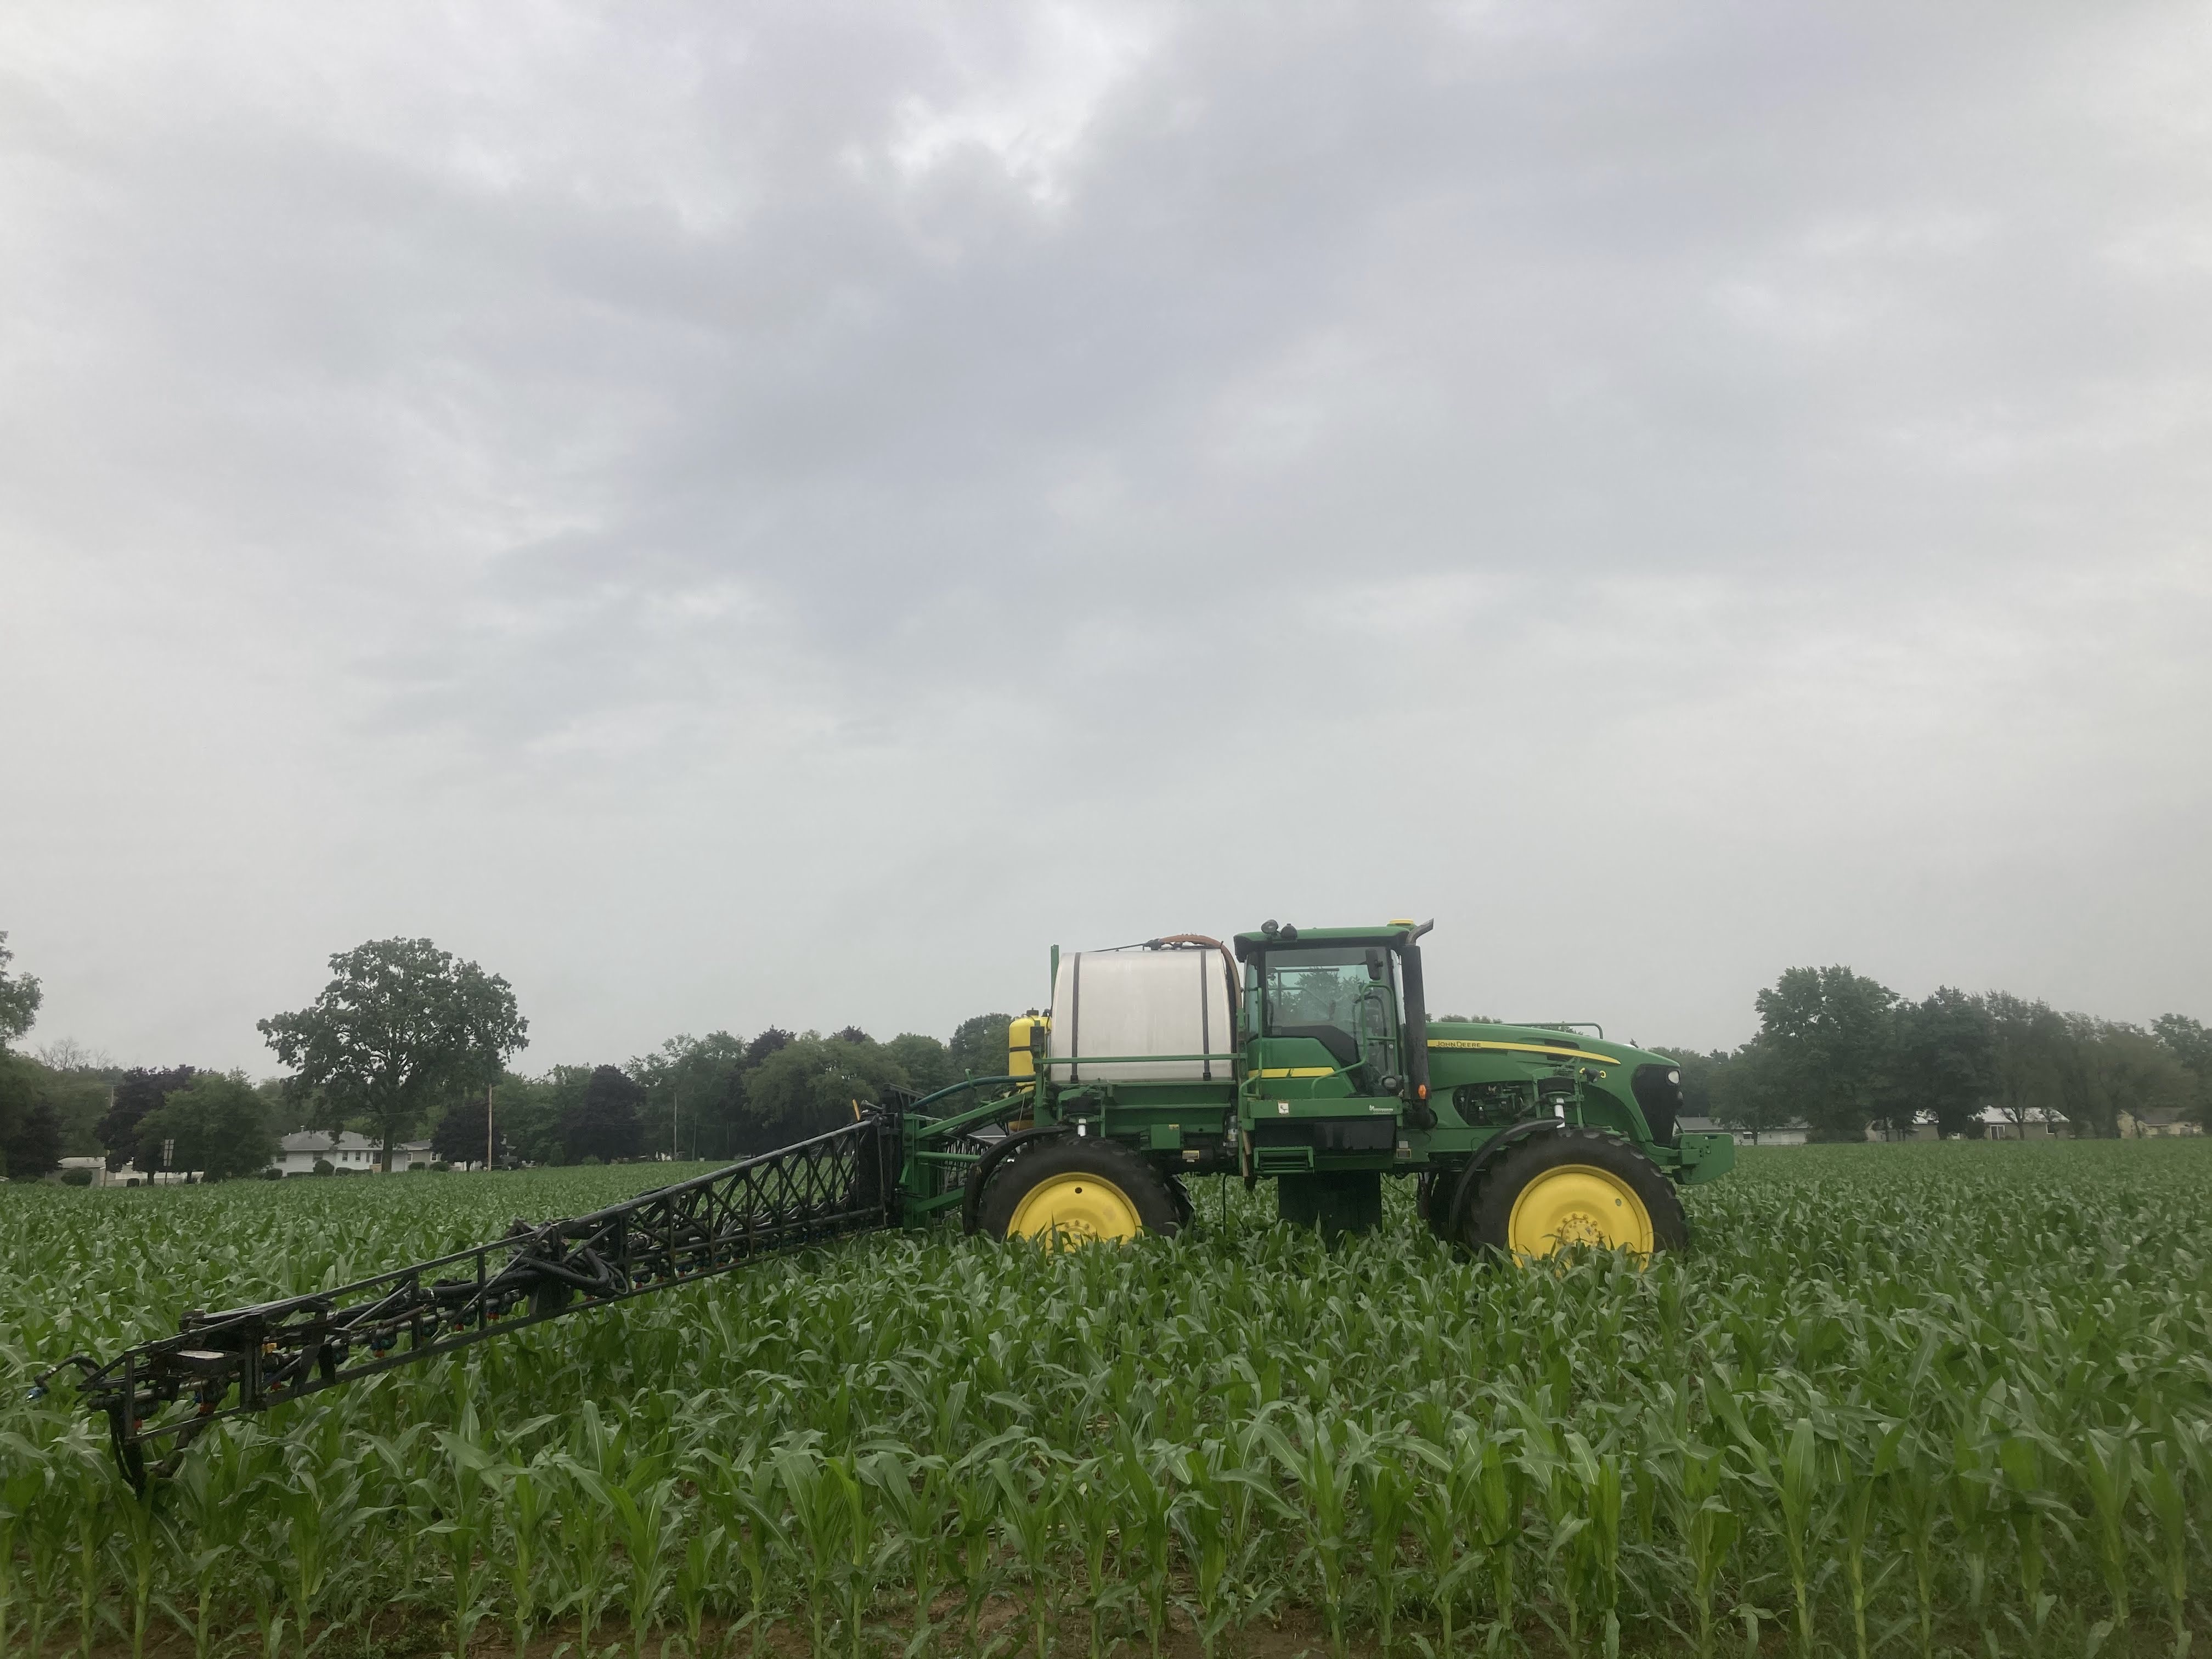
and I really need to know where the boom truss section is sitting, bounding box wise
[43,1112,902,1488]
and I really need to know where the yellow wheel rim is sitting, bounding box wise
[1006,1172,1143,1245]
[1506,1164,1654,1259]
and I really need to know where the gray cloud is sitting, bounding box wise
[3,0,2207,1070]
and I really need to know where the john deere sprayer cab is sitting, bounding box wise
[929,921,1733,1250]
[49,917,1734,1487]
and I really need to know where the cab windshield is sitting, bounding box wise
[1262,947,1401,1084]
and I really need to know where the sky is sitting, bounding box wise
[2,1,2208,1074]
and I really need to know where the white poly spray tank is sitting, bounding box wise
[1047,936,1241,1084]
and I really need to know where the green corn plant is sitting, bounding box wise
[108,1476,165,1659]
[168,1424,281,1659]
[863,1447,950,1659]
[1362,1440,1418,1659]
[725,1448,792,1659]
[1561,1435,1622,1659]
[1525,1431,1584,1659]
[356,1415,433,1654]
[1113,1438,1178,1659]
[991,1451,1065,1659]
[425,1407,502,1659]
[273,1430,374,1659]
[1257,1409,1357,1659]
[554,1442,627,1655]
[1171,1442,1235,1659]
[491,1453,557,1659]
[1997,1432,2057,1646]
[2083,1427,2136,1628]
[1063,1457,1127,1659]
[1837,1461,1875,1659]
[1730,1417,1824,1659]
[2136,1449,2190,1659]
[1667,1441,1737,1659]
[1465,1434,1527,1657]
[56,1429,116,1659]
[2176,1419,2212,1582]
[950,1449,1008,1659]
[778,1441,851,1659]
[671,1521,726,1659]
[1407,1436,1476,1659]
[599,1458,680,1659]
[1946,1428,1999,1629]
[1221,1412,1289,1627]
[1873,1424,1939,1659]
[159,1448,237,1659]
[831,1451,883,1659]
[360,1422,432,1649]
[0,1431,40,1659]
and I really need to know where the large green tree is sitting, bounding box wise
[948,1013,1020,1081]
[1985,993,2066,1133]
[1752,966,1898,1141]
[1709,1037,1802,1143]
[2053,1017,2190,1138]
[562,1065,646,1163]
[98,1065,197,1171]
[259,938,528,1172]
[0,933,40,1051]
[885,1033,958,1096]
[0,932,44,1177]
[134,1071,278,1181]
[430,1092,502,1166]
[743,1032,912,1153]
[488,1068,584,1165]
[1887,988,1996,1138]
[0,1081,60,1180]
[627,1032,751,1161]
[2153,1014,2212,1128]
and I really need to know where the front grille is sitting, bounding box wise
[1630,1063,1681,1143]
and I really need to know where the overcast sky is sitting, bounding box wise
[3,1,2208,1074]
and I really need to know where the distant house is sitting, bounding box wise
[2122,1107,2202,1138]
[88,1161,200,1186]
[56,1155,142,1187]
[270,1130,429,1175]
[1867,1108,2066,1141]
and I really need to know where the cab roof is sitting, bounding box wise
[1231,924,1420,962]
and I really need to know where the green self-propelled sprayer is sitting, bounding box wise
[43,917,1734,1486]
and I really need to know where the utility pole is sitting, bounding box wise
[486,1081,494,1171]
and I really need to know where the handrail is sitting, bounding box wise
[1037,1052,1237,1069]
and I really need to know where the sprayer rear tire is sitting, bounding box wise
[1462,1127,1686,1261]
[978,1136,1180,1244]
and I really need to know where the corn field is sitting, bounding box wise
[3,1141,2210,1659]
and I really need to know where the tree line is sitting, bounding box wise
[5,930,2206,1179]
[0,932,1020,1178]
[434,1018,1019,1169]
[1650,966,2212,1141]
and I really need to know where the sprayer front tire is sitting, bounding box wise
[978,1136,1180,1244]
[1462,1127,1686,1261]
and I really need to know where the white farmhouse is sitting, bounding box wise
[271,1130,430,1175]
